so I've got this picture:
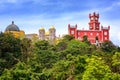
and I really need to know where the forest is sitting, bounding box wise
[0,32,120,80]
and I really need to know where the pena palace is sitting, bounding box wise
[3,12,110,44]
[68,12,110,44]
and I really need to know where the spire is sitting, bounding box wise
[12,21,14,24]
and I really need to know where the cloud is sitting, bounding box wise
[102,1,120,12]
[0,0,120,46]
[0,11,89,37]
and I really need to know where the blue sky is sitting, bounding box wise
[0,0,120,46]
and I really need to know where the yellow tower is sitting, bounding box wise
[39,27,45,40]
[49,25,56,40]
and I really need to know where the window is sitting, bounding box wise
[71,30,74,34]
[105,37,107,40]
[84,32,87,35]
[97,33,99,36]
[95,17,97,20]
[78,32,80,35]
[90,33,93,36]
[91,17,94,20]
[96,26,99,29]
[104,32,107,35]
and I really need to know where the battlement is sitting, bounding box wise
[68,24,77,28]
[89,12,99,18]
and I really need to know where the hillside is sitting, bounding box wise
[0,33,120,80]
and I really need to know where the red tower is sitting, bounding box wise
[68,12,110,44]
[89,12,100,30]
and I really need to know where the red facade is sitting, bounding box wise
[68,12,110,44]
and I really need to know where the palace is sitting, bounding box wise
[5,21,25,38]
[68,12,110,44]
[39,26,56,40]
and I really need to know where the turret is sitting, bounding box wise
[101,25,110,41]
[68,24,77,39]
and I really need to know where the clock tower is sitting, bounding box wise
[89,12,100,30]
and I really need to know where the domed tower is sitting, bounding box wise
[39,27,45,40]
[49,26,56,40]
[5,21,20,32]
[89,12,100,30]
[5,21,25,38]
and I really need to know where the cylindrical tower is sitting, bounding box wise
[39,27,45,40]
[49,26,56,40]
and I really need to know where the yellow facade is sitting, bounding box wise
[5,30,25,38]
[5,21,25,38]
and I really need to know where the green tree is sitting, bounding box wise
[63,35,74,41]
[40,54,87,80]
[112,52,120,73]
[67,40,89,55]
[35,40,49,50]
[82,55,113,80]
[0,62,33,80]
[56,35,74,52]
[0,33,21,71]
[56,41,68,51]
[100,41,117,52]
[82,35,91,45]
[0,33,33,75]
[20,38,33,62]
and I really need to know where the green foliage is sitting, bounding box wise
[117,46,120,52]
[0,32,120,79]
[56,35,74,51]
[0,33,21,53]
[82,56,113,80]
[112,52,120,66]
[112,52,120,73]
[0,33,33,75]
[0,33,21,70]
[0,62,34,80]
[82,35,91,45]
[20,38,33,62]
[40,54,87,80]
[35,40,49,50]
[101,41,117,52]
[34,50,58,69]
[63,35,74,41]
[56,41,68,51]
[67,40,88,48]
[0,69,13,80]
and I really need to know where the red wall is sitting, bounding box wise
[77,30,102,43]
[68,27,110,44]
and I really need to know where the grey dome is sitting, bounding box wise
[5,21,20,32]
